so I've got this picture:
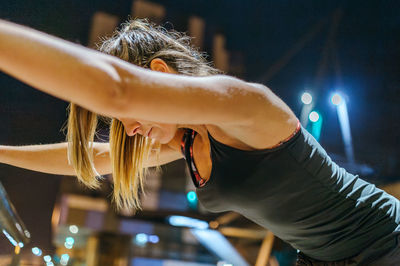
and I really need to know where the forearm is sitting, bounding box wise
[0,19,122,117]
[0,142,111,176]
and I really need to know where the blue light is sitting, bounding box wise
[168,215,209,230]
[64,242,73,249]
[60,254,70,265]
[135,233,148,246]
[148,235,159,243]
[43,255,52,262]
[18,242,24,248]
[187,191,197,202]
[2,229,17,246]
[65,237,74,245]
[32,247,42,256]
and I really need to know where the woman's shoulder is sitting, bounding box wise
[206,115,299,151]
[205,124,257,151]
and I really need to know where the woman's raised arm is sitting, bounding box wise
[0,20,283,128]
[0,19,123,117]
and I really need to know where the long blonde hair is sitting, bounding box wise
[66,18,221,211]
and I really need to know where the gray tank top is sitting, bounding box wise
[181,126,400,262]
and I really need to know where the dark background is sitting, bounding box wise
[1,0,399,255]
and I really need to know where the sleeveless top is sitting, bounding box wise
[180,125,400,262]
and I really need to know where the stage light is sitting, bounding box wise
[309,111,320,122]
[18,242,24,248]
[64,242,73,249]
[301,92,313,105]
[331,93,342,106]
[187,191,197,202]
[60,254,69,266]
[149,235,159,243]
[135,233,148,246]
[2,229,17,246]
[43,255,52,262]
[46,262,54,266]
[32,247,42,256]
[65,237,74,245]
[69,225,79,234]
[168,215,209,230]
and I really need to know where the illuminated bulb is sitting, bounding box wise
[65,237,74,245]
[186,191,197,202]
[209,221,219,229]
[64,242,73,249]
[69,225,79,234]
[60,254,70,266]
[301,92,313,105]
[135,233,148,245]
[32,247,42,256]
[168,215,209,229]
[43,255,52,262]
[331,93,342,106]
[149,235,159,243]
[309,111,320,122]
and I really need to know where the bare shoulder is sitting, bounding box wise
[207,82,299,150]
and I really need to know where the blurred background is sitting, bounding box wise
[0,0,399,265]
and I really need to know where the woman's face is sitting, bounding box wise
[118,117,178,144]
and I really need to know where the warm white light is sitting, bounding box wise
[309,111,320,122]
[301,92,313,105]
[69,225,79,234]
[331,93,342,106]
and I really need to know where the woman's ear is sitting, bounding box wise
[149,58,175,73]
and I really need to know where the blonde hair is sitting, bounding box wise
[66,18,221,211]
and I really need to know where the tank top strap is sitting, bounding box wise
[180,129,208,188]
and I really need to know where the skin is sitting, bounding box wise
[117,59,214,180]
[117,58,296,182]
[0,20,299,181]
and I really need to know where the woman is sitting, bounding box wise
[0,18,399,265]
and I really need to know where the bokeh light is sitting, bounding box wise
[301,92,313,105]
[309,111,320,122]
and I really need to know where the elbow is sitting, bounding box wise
[88,60,129,118]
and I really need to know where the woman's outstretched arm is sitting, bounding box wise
[0,20,295,129]
[0,142,111,176]
[0,19,123,117]
[0,142,183,175]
